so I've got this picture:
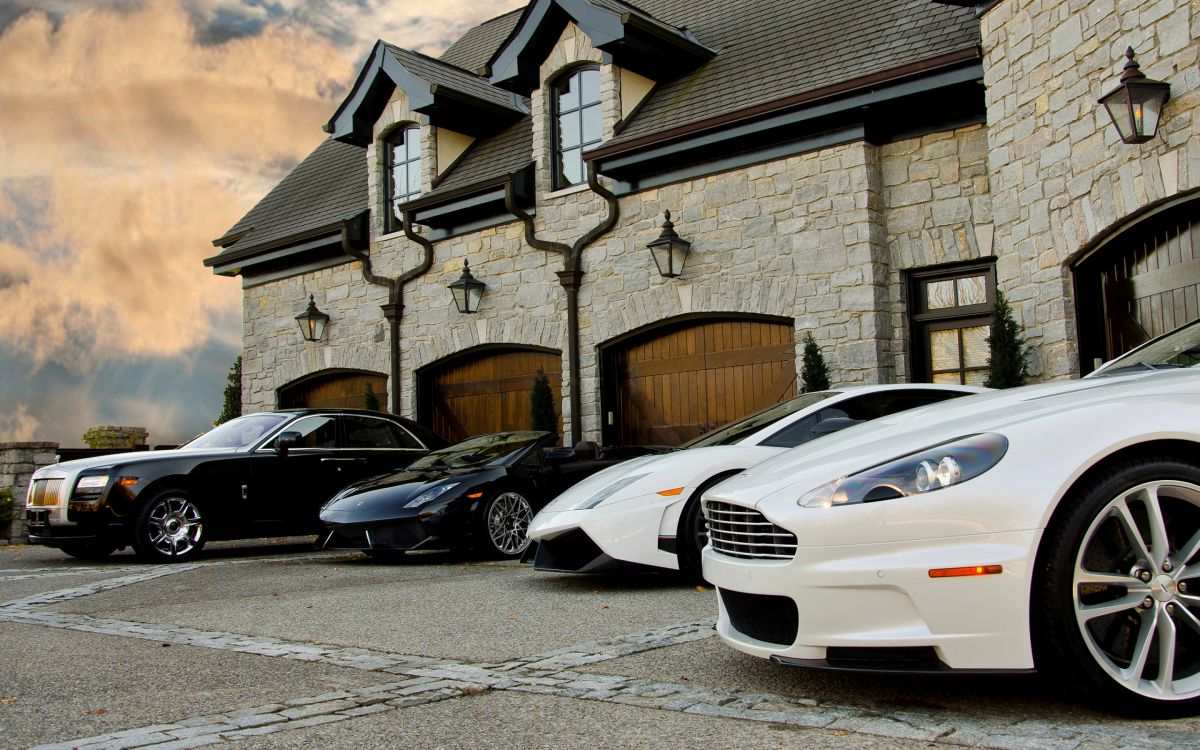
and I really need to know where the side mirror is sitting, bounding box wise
[276,431,302,457]
[811,417,862,438]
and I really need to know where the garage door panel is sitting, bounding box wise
[428,350,562,443]
[612,318,795,447]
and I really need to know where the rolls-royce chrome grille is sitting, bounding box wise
[703,500,797,560]
[28,479,65,507]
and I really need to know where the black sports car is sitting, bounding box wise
[318,432,669,559]
[24,409,447,562]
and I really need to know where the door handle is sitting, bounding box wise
[320,457,367,463]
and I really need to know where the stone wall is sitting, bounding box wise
[881,125,995,379]
[981,0,1199,378]
[0,441,59,542]
[81,426,148,450]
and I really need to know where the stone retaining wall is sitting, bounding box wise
[0,441,60,542]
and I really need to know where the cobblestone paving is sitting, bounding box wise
[3,553,1195,750]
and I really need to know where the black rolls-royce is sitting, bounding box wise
[24,409,447,562]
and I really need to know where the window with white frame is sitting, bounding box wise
[385,125,421,232]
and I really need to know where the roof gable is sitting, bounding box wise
[487,0,713,94]
[326,40,528,146]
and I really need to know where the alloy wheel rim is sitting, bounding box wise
[1072,480,1200,700]
[488,492,532,554]
[146,496,203,558]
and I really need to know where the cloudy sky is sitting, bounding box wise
[0,0,523,446]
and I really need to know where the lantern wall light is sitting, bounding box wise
[295,294,330,342]
[1098,47,1170,145]
[647,210,692,278]
[449,259,486,313]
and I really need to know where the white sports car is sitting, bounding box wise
[703,320,1200,715]
[528,383,983,578]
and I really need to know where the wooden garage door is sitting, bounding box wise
[279,371,387,410]
[611,319,796,446]
[428,350,562,443]
[1075,196,1200,371]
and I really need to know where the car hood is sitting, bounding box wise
[321,466,499,520]
[36,448,240,474]
[712,368,1200,508]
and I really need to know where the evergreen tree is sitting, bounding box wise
[800,332,831,393]
[364,383,381,411]
[985,290,1029,388]
[530,367,557,436]
[214,356,242,426]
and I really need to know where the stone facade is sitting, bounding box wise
[1,441,59,541]
[81,425,149,449]
[233,0,1199,443]
[981,0,1199,378]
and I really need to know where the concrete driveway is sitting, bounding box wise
[1,540,1197,749]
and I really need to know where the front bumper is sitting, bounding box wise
[529,498,681,573]
[704,528,1042,672]
[25,509,124,548]
[320,500,473,552]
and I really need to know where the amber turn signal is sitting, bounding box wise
[656,487,685,496]
[466,492,483,499]
[928,564,1003,578]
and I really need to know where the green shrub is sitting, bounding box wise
[800,332,831,393]
[985,290,1030,389]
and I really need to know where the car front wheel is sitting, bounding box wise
[131,490,206,563]
[1035,457,1200,715]
[481,490,533,559]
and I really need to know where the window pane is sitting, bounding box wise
[392,164,406,199]
[926,280,956,310]
[559,110,580,148]
[344,416,399,449]
[407,156,421,195]
[964,369,988,386]
[957,275,987,306]
[406,129,420,160]
[561,148,582,185]
[962,325,990,368]
[287,416,337,448]
[580,68,601,104]
[581,104,602,145]
[932,372,962,384]
[559,75,579,110]
[929,329,960,371]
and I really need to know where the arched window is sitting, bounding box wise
[552,67,601,189]
[385,124,421,232]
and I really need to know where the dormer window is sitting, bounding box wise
[552,66,601,189]
[385,125,422,232]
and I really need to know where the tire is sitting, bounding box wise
[131,490,206,563]
[1033,456,1200,716]
[479,490,533,559]
[59,540,118,561]
[677,473,742,583]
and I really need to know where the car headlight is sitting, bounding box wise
[798,433,1008,508]
[405,482,460,509]
[74,476,109,494]
[570,472,652,510]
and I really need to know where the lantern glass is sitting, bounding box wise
[448,261,485,313]
[295,295,330,342]
[649,238,689,278]
[1098,50,1170,145]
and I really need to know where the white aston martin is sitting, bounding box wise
[528,383,983,578]
[703,320,1200,715]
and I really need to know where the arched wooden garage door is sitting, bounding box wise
[278,369,387,410]
[602,317,797,447]
[1074,193,1200,373]
[419,348,562,443]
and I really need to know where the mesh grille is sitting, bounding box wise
[704,500,797,560]
[719,588,798,646]
[28,479,64,507]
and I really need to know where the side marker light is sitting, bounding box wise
[657,487,685,496]
[466,492,483,499]
[928,565,1003,578]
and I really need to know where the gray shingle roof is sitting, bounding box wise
[440,9,524,73]
[603,0,979,147]
[420,119,533,201]
[213,138,366,253]
[383,43,521,112]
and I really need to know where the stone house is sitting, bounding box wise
[205,0,1199,448]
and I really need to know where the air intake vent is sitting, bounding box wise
[704,500,797,560]
[719,588,798,646]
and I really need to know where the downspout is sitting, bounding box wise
[341,212,434,414]
[504,164,619,445]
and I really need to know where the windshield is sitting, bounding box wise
[182,413,290,450]
[408,432,542,470]
[1091,318,1200,376]
[682,392,838,448]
